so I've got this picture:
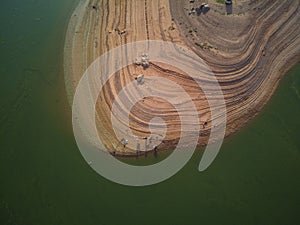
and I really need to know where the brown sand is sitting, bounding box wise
[64,0,300,155]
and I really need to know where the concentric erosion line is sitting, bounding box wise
[72,40,227,186]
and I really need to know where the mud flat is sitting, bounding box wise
[64,0,300,155]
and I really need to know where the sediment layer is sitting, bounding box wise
[64,0,300,155]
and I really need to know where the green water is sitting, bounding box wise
[0,1,299,225]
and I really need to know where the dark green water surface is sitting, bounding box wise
[0,1,299,224]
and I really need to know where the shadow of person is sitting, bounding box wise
[203,7,210,14]
[226,4,233,15]
[196,7,202,16]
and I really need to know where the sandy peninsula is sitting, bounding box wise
[64,0,300,155]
